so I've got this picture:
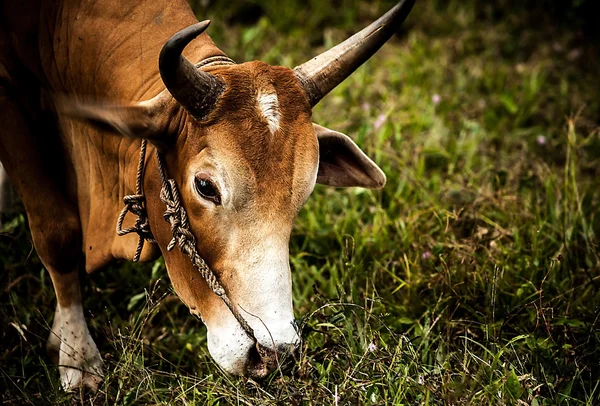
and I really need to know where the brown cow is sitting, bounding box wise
[0,0,414,390]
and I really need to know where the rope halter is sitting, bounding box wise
[117,138,258,343]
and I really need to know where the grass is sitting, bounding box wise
[2,0,600,404]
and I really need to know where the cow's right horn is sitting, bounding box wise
[159,21,225,119]
[294,0,415,107]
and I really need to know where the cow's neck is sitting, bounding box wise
[65,135,150,271]
[29,0,224,271]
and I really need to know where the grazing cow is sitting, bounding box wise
[0,0,414,390]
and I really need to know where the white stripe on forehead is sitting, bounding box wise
[257,90,280,134]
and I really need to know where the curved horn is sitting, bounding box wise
[159,21,225,118]
[294,0,415,106]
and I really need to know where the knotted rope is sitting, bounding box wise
[116,139,156,262]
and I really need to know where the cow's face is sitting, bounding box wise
[161,62,317,376]
[60,0,414,375]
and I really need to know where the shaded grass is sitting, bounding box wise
[2,0,600,404]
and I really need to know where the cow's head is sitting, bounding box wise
[62,1,414,378]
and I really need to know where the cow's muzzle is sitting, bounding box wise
[206,316,300,379]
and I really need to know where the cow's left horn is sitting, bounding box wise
[159,21,225,119]
[294,0,415,106]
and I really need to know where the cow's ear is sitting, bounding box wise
[315,124,386,189]
[54,92,171,141]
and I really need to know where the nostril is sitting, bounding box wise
[245,342,300,379]
[245,345,269,379]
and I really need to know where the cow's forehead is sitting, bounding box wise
[205,61,312,129]
[179,61,318,210]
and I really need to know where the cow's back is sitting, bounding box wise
[3,0,221,100]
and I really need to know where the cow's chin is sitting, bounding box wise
[203,307,300,378]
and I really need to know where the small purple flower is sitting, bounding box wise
[536,135,547,145]
[368,341,377,352]
[552,42,563,52]
[361,102,371,112]
[432,94,441,105]
[422,250,432,260]
[373,114,386,131]
[567,48,582,61]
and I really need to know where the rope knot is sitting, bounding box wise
[160,179,194,252]
[116,193,156,262]
[115,140,156,262]
[122,194,144,213]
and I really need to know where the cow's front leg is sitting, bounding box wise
[47,271,104,391]
[0,79,103,391]
[47,306,61,364]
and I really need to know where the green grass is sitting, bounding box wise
[2,1,600,404]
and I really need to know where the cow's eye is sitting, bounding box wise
[194,176,221,205]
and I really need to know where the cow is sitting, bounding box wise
[0,0,415,391]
